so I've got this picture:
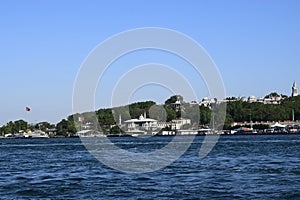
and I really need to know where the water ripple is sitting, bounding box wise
[0,135,299,199]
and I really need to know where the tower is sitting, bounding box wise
[292,81,298,97]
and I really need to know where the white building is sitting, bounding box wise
[200,97,218,107]
[241,97,248,102]
[248,96,257,103]
[200,97,210,107]
[172,118,191,130]
[171,100,181,111]
[157,122,176,130]
[157,118,192,130]
[124,114,158,131]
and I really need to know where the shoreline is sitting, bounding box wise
[1,132,300,139]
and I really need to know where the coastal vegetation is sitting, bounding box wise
[0,120,55,135]
[226,95,300,122]
[1,94,299,136]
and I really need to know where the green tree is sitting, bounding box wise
[96,108,115,134]
[199,105,211,125]
[14,119,28,132]
[164,104,176,122]
[265,92,280,98]
[165,95,182,105]
[4,121,15,134]
[128,101,156,119]
[56,119,76,135]
[109,125,124,135]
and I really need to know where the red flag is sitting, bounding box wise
[26,107,31,112]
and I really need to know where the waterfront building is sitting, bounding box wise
[157,118,191,130]
[172,118,192,130]
[81,122,94,130]
[124,113,158,131]
[292,81,298,97]
[157,121,177,130]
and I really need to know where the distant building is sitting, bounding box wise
[157,118,192,130]
[241,97,248,102]
[172,118,191,130]
[200,97,218,107]
[157,121,176,130]
[200,97,210,107]
[124,113,158,132]
[195,82,296,106]
[263,95,283,104]
[198,95,285,106]
[171,98,181,111]
[292,81,298,97]
[248,96,257,103]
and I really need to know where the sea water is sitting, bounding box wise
[0,135,299,199]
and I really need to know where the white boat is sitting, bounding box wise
[76,130,104,137]
[126,129,147,137]
[4,133,14,138]
[26,130,49,138]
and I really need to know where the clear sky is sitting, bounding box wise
[1,0,300,125]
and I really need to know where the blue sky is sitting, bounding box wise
[1,0,300,125]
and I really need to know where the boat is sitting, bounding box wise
[76,130,104,137]
[25,130,49,138]
[4,133,14,138]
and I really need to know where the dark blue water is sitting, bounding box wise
[0,135,300,199]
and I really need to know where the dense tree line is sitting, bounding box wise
[1,95,299,135]
[0,120,55,135]
[226,96,300,122]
